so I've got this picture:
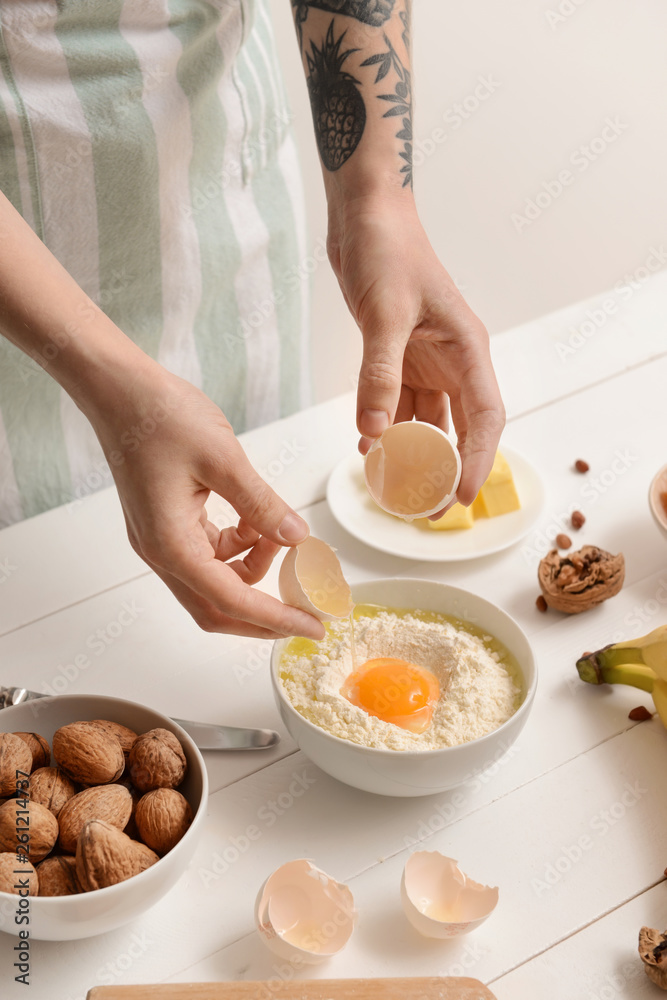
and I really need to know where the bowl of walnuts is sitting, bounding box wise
[0,693,208,940]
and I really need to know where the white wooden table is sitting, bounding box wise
[3,271,667,1000]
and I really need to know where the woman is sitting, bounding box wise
[0,0,504,639]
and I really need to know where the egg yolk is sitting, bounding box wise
[340,657,440,734]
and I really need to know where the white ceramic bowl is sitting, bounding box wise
[0,694,208,940]
[271,578,536,797]
[649,463,667,540]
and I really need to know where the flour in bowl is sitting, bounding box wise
[279,608,522,751]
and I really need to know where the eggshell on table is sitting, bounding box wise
[364,421,462,520]
[401,851,498,939]
[279,536,353,622]
[254,859,357,964]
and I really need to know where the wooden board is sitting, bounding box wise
[86,978,497,1000]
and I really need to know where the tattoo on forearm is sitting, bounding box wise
[293,1,394,48]
[361,27,413,187]
[400,0,410,51]
[306,20,367,171]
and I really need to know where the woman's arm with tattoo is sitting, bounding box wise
[290,1,505,509]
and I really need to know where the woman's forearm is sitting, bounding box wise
[0,191,156,419]
[291,0,414,203]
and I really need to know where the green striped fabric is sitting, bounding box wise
[0,0,310,526]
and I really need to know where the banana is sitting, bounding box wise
[578,623,667,672]
[575,625,667,725]
[576,658,656,691]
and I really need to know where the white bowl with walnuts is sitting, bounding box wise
[0,694,208,940]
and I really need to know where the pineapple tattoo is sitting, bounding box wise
[293,1,395,30]
[306,21,366,171]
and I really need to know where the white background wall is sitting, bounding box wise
[268,0,667,404]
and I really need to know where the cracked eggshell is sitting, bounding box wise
[279,537,353,622]
[401,851,498,939]
[254,859,357,965]
[364,421,462,520]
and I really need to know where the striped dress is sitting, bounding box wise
[0,0,310,527]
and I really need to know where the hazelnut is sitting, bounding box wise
[535,595,548,613]
[0,733,32,796]
[571,510,586,530]
[58,784,133,854]
[574,459,589,473]
[36,855,80,896]
[135,788,193,856]
[53,722,124,786]
[0,853,38,896]
[556,533,572,549]
[13,733,51,771]
[76,819,158,891]
[29,767,78,818]
[129,729,187,793]
[0,798,58,863]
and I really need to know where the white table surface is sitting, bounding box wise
[3,270,667,1000]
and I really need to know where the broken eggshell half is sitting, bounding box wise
[401,851,499,939]
[254,859,357,965]
[364,421,462,521]
[279,536,353,622]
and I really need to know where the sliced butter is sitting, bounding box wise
[427,502,474,531]
[473,451,520,518]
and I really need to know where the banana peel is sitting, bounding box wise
[576,624,667,726]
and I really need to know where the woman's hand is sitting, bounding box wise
[84,362,325,640]
[328,195,505,507]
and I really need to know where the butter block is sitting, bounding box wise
[474,451,520,518]
[427,502,474,530]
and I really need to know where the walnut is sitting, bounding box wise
[128,729,187,793]
[0,798,58,863]
[29,767,78,818]
[538,545,625,614]
[36,855,80,896]
[53,722,124,786]
[0,733,33,796]
[58,784,133,854]
[117,775,142,839]
[12,733,51,771]
[0,853,39,895]
[76,819,159,891]
[135,788,193,856]
[639,926,667,989]
[90,720,138,760]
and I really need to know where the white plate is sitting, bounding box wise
[326,445,546,562]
